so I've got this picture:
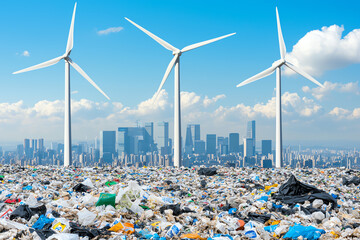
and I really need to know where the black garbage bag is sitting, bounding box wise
[73,183,91,192]
[299,206,326,215]
[272,175,337,209]
[343,176,360,186]
[160,203,195,216]
[70,222,111,238]
[51,210,61,218]
[198,168,217,176]
[31,205,47,216]
[200,180,207,188]
[35,229,56,240]
[247,212,271,223]
[10,204,33,221]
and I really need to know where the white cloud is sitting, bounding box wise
[203,94,226,107]
[97,27,124,35]
[302,81,360,100]
[71,90,79,94]
[22,50,30,57]
[285,25,360,76]
[329,107,360,120]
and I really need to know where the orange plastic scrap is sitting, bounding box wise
[236,220,245,230]
[109,222,135,234]
[180,233,207,240]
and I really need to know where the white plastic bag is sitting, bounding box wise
[77,208,96,226]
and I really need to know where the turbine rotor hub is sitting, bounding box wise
[172,50,181,56]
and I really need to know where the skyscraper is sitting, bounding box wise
[244,138,254,157]
[262,140,272,156]
[191,124,200,144]
[157,122,169,155]
[24,139,30,158]
[194,140,206,155]
[229,133,240,153]
[247,120,256,154]
[100,131,116,164]
[184,125,193,154]
[206,134,216,155]
[184,124,200,155]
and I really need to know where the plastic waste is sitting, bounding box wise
[166,223,183,238]
[283,224,325,240]
[95,193,116,207]
[77,208,96,226]
[32,215,55,229]
[51,218,70,233]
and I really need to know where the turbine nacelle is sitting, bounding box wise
[172,50,182,56]
[272,59,285,68]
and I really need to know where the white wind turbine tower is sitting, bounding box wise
[125,17,235,167]
[236,7,324,168]
[13,3,110,167]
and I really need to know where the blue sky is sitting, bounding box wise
[0,0,360,147]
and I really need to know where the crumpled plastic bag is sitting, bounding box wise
[283,224,325,240]
[77,208,96,226]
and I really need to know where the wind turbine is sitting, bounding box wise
[236,7,324,168]
[13,3,110,167]
[125,17,235,167]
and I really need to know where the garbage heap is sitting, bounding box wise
[0,165,359,239]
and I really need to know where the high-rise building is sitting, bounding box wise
[191,124,200,144]
[261,159,272,168]
[157,122,169,155]
[217,137,228,155]
[184,125,193,154]
[184,124,200,155]
[194,140,206,155]
[100,131,116,164]
[247,120,256,154]
[229,133,240,153]
[38,138,44,151]
[244,138,254,157]
[206,134,216,155]
[262,140,272,156]
[24,139,30,158]
[145,122,155,151]
[117,127,153,156]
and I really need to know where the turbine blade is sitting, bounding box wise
[276,7,286,59]
[285,62,324,88]
[125,17,178,52]
[154,54,179,100]
[181,33,236,53]
[13,56,63,74]
[237,65,277,87]
[65,3,77,56]
[68,60,111,100]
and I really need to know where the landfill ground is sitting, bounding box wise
[0,166,359,239]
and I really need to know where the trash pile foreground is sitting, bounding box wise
[0,165,359,239]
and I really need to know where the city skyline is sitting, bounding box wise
[0,0,359,148]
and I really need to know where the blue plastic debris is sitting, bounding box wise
[283,224,325,240]
[264,224,278,233]
[272,203,283,209]
[208,234,234,240]
[257,196,268,202]
[22,185,32,190]
[228,208,237,214]
[32,215,55,230]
